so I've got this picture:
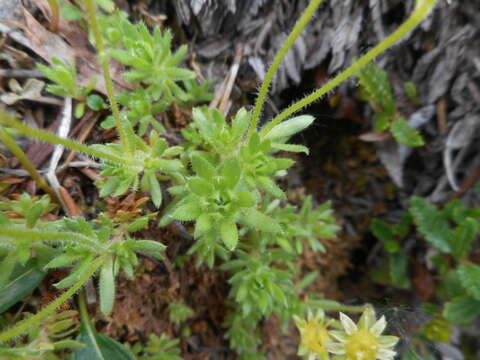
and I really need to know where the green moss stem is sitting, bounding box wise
[250,0,324,138]
[84,0,128,152]
[0,256,103,344]
[0,111,134,166]
[0,126,59,202]
[260,0,439,137]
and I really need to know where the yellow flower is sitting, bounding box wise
[326,307,399,360]
[294,309,332,360]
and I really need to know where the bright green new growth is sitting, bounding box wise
[0,0,440,356]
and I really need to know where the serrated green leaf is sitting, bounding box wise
[242,209,281,233]
[449,218,478,259]
[271,143,309,154]
[439,270,466,300]
[410,197,452,253]
[457,264,480,301]
[221,157,241,189]
[443,296,480,325]
[131,240,165,259]
[188,177,214,197]
[99,177,120,197]
[126,216,153,232]
[191,154,217,179]
[390,118,425,147]
[257,176,285,199]
[172,202,202,221]
[195,214,212,233]
[45,253,78,269]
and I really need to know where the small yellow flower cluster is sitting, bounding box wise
[294,307,399,360]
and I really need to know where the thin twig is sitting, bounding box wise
[46,97,72,190]
[219,44,244,116]
[0,69,45,78]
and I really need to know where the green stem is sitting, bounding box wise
[0,111,134,166]
[0,126,59,202]
[260,0,439,137]
[313,301,368,313]
[78,289,104,353]
[0,257,103,344]
[84,0,128,152]
[46,0,60,32]
[78,289,89,324]
[0,226,104,253]
[250,0,324,137]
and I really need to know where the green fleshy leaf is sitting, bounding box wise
[87,94,106,111]
[148,173,162,208]
[220,221,238,250]
[271,143,309,154]
[99,259,115,316]
[263,115,314,140]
